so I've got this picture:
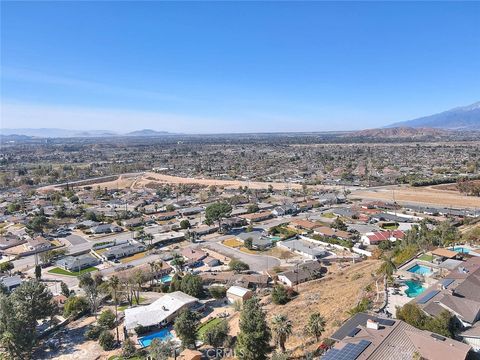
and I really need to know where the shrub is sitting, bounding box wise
[272,284,289,305]
[135,324,148,335]
[229,259,249,273]
[209,286,227,300]
[98,309,116,329]
[122,338,137,358]
[85,325,103,340]
[98,330,116,350]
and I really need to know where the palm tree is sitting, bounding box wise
[105,275,121,344]
[271,314,292,353]
[378,256,396,277]
[305,312,326,342]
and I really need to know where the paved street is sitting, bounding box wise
[203,242,280,272]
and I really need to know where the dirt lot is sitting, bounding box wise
[353,184,480,208]
[265,260,381,353]
[85,171,340,191]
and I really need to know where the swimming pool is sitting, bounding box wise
[450,246,471,254]
[160,275,173,284]
[404,280,425,298]
[138,328,173,347]
[407,264,433,276]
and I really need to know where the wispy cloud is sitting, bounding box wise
[1,66,180,102]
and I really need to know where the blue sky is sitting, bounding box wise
[1,1,479,133]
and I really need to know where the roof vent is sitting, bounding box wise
[366,319,379,330]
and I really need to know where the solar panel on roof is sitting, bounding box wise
[322,340,371,360]
[441,278,454,288]
[417,290,440,304]
[377,318,395,326]
[347,327,361,337]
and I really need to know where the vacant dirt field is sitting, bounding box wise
[85,172,341,191]
[265,260,381,354]
[353,185,480,208]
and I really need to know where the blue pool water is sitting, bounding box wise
[138,328,173,347]
[404,280,425,298]
[450,246,471,254]
[160,275,173,284]
[407,264,433,276]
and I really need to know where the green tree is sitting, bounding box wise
[98,330,115,350]
[180,219,191,229]
[209,286,226,300]
[165,204,176,212]
[63,295,90,318]
[174,309,200,349]
[247,204,259,214]
[149,338,176,360]
[0,281,56,359]
[377,256,396,277]
[203,320,230,348]
[271,314,292,353]
[331,217,347,231]
[102,275,121,343]
[122,338,137,358]
[244,237,253,250]
[60,281,71,298]
[0,261,14,275]
[79,273,100,318]
[205,202,232,227]
[180,274,203,298]
[35,265,42,280]
[236,297,271,360]
[229,259,249,273]
[271,285,289,305]
[98,309,116,329]
[305,312,326,341]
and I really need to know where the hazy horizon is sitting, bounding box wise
[2,2,480,133]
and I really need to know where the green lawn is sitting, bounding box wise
[48,266,98,276]
[322,212,336,218]
[118,296,147,312]
[197,317,223,338]
[418,254,434,262]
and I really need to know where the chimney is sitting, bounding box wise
[367,319,379,330]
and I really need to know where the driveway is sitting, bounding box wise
[204,242,280,272]
[65,234,87,246]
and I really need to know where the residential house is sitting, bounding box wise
[325,312,471,360]
[278,238,328,260]
[226,285,253,304]
[239,211,273,224]
[154,211,178,221]
[412,257,480,344]
[181,248,207,268]
[122,217,144,228]
[0,275,22,292]
[90,224,123,234]
[0,233,26,250]
[56,254,99,272]
[277,261,326,287]
[272,204,299,217]
[361,230,405,246]
[101,242,146,261]
[26,236,51,251]
[124,291,199,331]
[314,226,351,240]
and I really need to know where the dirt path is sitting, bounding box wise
[353,185,480,208]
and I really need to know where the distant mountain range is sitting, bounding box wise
[0,128,175,138]
[387,101,480,130]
